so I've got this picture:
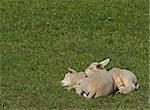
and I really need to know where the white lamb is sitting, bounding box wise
[85,58,139,94]
[109,68,139,94]
[61,67,116,98]
[61,67,87,91]
[85,59,110,76]
[75,69,116,98]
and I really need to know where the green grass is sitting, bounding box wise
[0,0,149,109]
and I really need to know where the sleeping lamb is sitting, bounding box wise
[61,67,116,98]
[75,69,116,98]
[109,68,139,94]
[85,58,139,94]
[61,67,87,91]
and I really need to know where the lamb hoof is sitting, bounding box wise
[83,93,87,97]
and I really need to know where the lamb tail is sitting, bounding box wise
[135,78,140,90]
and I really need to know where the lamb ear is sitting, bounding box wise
[99,58,110,67]
[67,67,77,73]
[96,64,103,69]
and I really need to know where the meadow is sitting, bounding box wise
[0,0,149,109]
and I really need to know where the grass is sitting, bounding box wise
[0,0,149,109]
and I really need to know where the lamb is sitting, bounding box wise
[85,58,110,76]
[61,67,87,91]
[109,68,139,94]
[61,67,116,98]
[75,69,116,98]
[85,58,139,94]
